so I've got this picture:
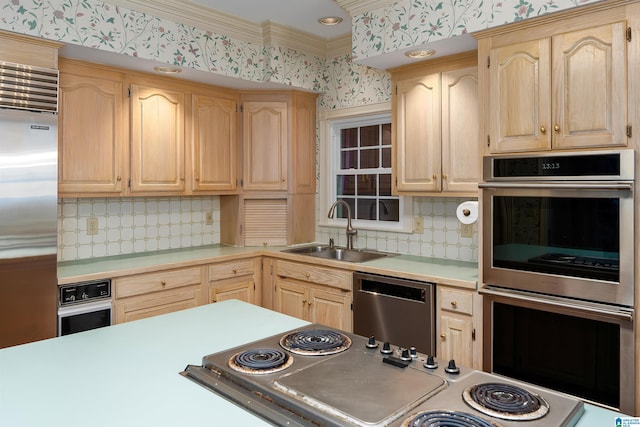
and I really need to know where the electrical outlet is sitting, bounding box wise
[413,216,424,233]
[205,211,213,225]
[87,217,99,235]
[460,223,473,238]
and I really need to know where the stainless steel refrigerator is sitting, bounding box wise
[0,61,59,348]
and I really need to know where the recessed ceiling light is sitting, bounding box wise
[405,49,436,59]
[318,16,343,26]
[153,65,182,74]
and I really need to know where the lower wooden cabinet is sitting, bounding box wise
[273,260,352,331]
[436,285,481,369]
[113,266,203,323]
[207,257,260,305]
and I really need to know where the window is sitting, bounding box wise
[319,103,412,233]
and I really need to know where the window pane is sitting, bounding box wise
[360,125,379,147]
[333,198,355,219]
[360,148,379,169]
[381,147,391,168]
[357,174,377,196]
[341,150,357,169]
[341,128,358,148]
[337,175,355,196]
[379,199,400,222]
[379,174,392,196]
[356,198,377,220]
[382,123,391,146]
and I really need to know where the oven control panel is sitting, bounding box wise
[58,279,111,306]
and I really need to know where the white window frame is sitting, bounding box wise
[319,102,412,233]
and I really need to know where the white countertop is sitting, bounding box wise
[0,301,626,426]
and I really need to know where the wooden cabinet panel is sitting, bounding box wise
[115,286,201,323]
[274,278,307,320]
[207,257,260,305]
[439,287,473,316]
[130,83,185,192]
[208,258,256,281]
[275,260,351,290]
[115,267,202,299]
[58,61,126,195]
[309,287,351,331]
[242,100,288,191]
[439,315,474,368]
[394,73,441,193]
[192,94,237,192]
[208,279,255,304]
[436,285,478,369]
[291,93,317,194]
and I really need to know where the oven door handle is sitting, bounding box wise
[478,181,633,191]
[57,299,112,316]
[480,287,633,322]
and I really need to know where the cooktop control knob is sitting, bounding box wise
[409,347,418,359]
[423,355,438,369]
[366,336,379,349]
[400,348,411,361]
[380,342,393,354]
[445,359,460,375]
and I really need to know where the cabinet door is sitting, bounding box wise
[242,100,288,191]
[274,278,307,320]
[441,66,480,193]
[439,314,474,368]
[291,93,317,194]
[130,84,185,192]
[394,73,441,192]
[309,287,351,332]
[209,278,255,304]
[552,22,627,149]
[489,39,552,153]
[192,94,237,192]
[58,71,126,195]
[114,286,201,323]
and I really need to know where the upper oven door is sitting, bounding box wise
[480,181,634,306]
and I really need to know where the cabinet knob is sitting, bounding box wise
[305,272,311,279]
[432,174,438,180]
[554,124,560,132]
[440,333,446,339]
[307,301,312,306]
[195,176,200,181]
[117,176,122,181]
[443,174,448,180]
[302,299,307,304]
[540,126,547,134]
[161,280,166,287]
[232,268,237,274]
[450,300,458,307]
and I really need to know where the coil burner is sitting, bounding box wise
[228,348,293,375]
[401,410,502,427]
[279,328,352,356]
[462,382,549,421]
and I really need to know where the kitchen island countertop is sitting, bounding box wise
[0,300,626,426]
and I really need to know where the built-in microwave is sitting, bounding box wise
[479,149,635,307]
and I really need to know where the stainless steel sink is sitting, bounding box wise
[283,244,395,263]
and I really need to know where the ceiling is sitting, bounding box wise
[190,0,352,39]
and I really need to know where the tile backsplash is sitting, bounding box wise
[57,196,220,261]
[57,195,477,263]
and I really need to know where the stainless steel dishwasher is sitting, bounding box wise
[353,272,435,355]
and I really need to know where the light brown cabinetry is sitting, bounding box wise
[436,285,480,369]
[192,94,238,192]
[58,61,127,196]
[273,260,352,331]
[477,8,630,153]
[113,266,203,323]
[221,91,317,247]
[391,52,479,196]
[0,30,62,69]
[207,258,260,305]
[129,82,186,193]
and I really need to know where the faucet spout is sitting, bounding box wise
[327,200,357,249]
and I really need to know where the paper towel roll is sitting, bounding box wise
[456,201,478,224]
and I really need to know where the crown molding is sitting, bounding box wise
[326,35,352,58]
[335,0,397,16]
[261,21,327,58]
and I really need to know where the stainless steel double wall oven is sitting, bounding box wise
[479,149,635,414]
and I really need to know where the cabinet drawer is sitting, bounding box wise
[439,287,473,315]
[209,259,255,281]
[276,260,351,290]
[115,267,202,298]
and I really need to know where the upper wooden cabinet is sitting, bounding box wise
[129,83,186,193]
[477,4,632,154]
[58,61,127,196]
[0,30,62,69]
[391,52,480,196]
[58,59,240,197]
[192,94,238,193]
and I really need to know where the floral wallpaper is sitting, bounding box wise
[351,0,602,61]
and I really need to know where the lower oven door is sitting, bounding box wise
[481,286,634,414]
[57,299,112,336]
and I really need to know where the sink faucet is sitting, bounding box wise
[327,200,357,249]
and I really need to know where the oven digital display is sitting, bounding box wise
[493,153,621,178]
